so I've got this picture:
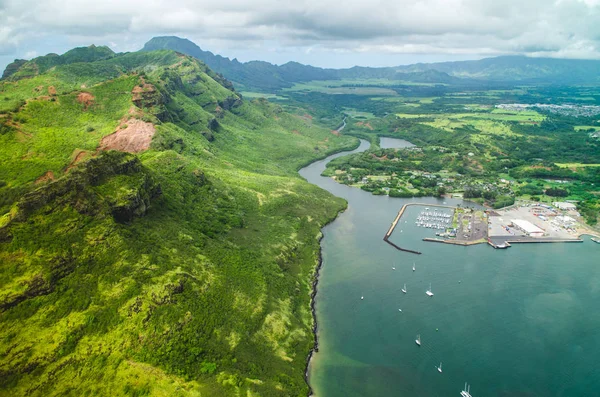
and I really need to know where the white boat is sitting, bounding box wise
[392,267,396,270]
[460,382,472,397]
[412,262,416,272]
[398,309,402,312]
[437,362,442,373]
[401,283,407,294]
[415,334,421,346]
[426,283,434,297]
[361,296,364,300]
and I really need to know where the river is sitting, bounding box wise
[299,138,600,397]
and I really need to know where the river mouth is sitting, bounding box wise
[299,140,600,397]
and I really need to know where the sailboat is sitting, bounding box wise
[401,283,407,294]
[412,262,416,271]
[415,334,421,346]
[437,362,442,373]
[426,283,434,297]
[460,382,472,397]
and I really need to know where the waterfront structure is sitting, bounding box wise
[510,219,545,237]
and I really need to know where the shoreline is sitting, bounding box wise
[301,135,367,397]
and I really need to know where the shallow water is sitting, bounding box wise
[300,140,600,397]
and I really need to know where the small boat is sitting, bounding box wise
[437,362,442,373]
[460,382,472,397]
[426,283,434,297]
[361,296,364,300]
[401,283,407,294]
[592,237,600,244]
[392,267,396,270]
[413,262,416,272]
[398,309,402,312]
[415,334,421,346]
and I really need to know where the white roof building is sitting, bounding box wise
[511,219,545,237]
[553,202,577,210]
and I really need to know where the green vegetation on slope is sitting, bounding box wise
[0,49,357,396]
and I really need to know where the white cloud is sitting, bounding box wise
[0,0,599,63]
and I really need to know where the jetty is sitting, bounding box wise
[383,203,426,255]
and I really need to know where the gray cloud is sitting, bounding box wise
[0,0,599,67]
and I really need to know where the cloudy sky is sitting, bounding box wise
[1,0,600,72]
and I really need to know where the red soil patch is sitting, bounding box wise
[302,113,313,120]
[99,119,156,153]
[131,82,156,101]
[35,171,55,184]
[77,92,95,110]
[331,130,340,136]
[355,121,374,130]
[66,150,89,172]
[48,86,57,96]
[292,129,301,135]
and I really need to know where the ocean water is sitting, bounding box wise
[300,140,600,397]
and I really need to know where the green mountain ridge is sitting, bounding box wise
[2,45,116,81]
[141,36,461,91]
[140,37,600,91]
[0,47,356,396]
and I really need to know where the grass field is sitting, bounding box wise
[343,108,376,119]
[240,91,288,100]
[556,163,600,168]
[396,111,545,122]
[574,126,600,131]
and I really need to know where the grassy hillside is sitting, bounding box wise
[0,49,357,396]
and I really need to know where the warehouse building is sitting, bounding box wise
[553,202,577,210]
[510,219,545,237]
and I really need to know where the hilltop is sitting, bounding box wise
[0,46,356,396]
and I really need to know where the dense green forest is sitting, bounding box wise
[0,47,357,396]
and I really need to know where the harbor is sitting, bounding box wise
[385,201,597,253]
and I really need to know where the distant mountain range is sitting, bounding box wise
[142,36,600,91]
[4,36,600,91]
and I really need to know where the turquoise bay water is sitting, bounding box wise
[301,140,600,397]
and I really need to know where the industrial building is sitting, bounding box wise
[510,219,545,237]
[553,202,577,210]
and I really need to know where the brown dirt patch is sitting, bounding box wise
[355,121,374,130]
[77,92,95,110]
[48,86,57,96]
[131,82,156,101]
[99,119,156,153]
[331,130,340,136]
[292,129,301,135]
[35,171,55,184]
[66,150,89,172]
